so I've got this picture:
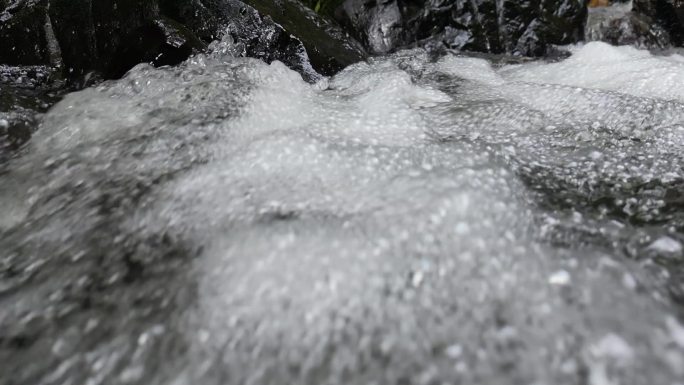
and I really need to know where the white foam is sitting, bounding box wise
[648,236,683,254]
[500,42,684,102]
[5,35,684,384]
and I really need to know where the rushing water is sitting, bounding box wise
[1,38,684,385]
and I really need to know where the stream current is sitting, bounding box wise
[1,39,684,385]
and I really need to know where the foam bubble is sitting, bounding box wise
[2,37,684,385]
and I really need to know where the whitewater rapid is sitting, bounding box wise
[1,40,684,385]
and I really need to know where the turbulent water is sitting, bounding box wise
[2,39,684,385]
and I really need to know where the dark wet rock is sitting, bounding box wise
[334,0,405,54]
[162,0,321,81]
[0,0,366,85]
[47,0,206,80]
[632,0,684,46]
[160,0,366,79]
[0,0,51,66]
[586,0,684,49]
[0,66,65,167]
[586,3,673,49]
[106,17,207,80]
[1,0,205,81]
[333,0,587,56]
[243,0,367,76]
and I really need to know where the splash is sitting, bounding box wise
[1,39,684,385]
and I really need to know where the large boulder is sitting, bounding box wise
[241,0,367,77]
[333,0,587,56]
[0,0,52,66]
[160,0,366,81]
[48,0,205,80]
[585,0,684,49]
[586,0,673,49]
[0,0,367,84]
[632,0,684,46]
[0,0,205,81]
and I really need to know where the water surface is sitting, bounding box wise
[1,40,684,385]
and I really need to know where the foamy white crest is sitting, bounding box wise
[2,39,684,385]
